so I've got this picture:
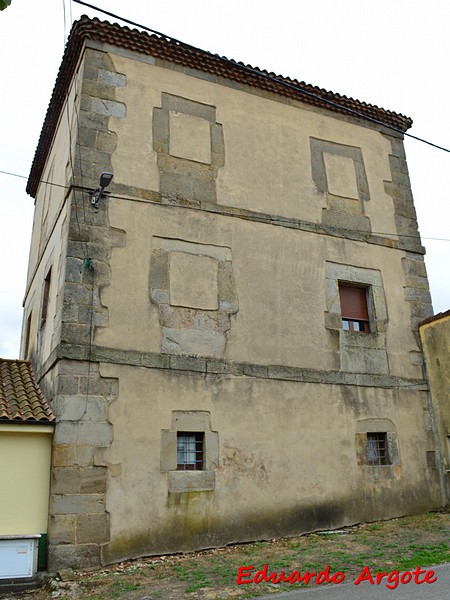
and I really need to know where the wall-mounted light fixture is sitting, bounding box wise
[91,172,113,207]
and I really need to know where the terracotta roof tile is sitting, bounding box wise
[0,359,55,423]
[27,15,413,198]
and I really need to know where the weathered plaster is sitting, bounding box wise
[149,237,238,357]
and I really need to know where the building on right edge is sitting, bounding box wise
[420,310,450,505]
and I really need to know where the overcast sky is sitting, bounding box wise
[0,0,449,359]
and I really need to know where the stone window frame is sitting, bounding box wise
[325,262,390,374]
[325,262,387,336]
[161,411,219,493]
[355,419,401,479]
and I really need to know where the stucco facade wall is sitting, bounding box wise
[26,72,81,288]
[21,201,69,367]
[97,200,421,379]
[22,68,82,367]
[108,54,396,236]
[98,364,439,563]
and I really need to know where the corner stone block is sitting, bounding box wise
[61,323,92,345]
[74,445,95,467]
[91,98,126,118]
[52,467,81,495]
[83,396,108,422]
[98,69,126,87]
[48,543,100,571]
[80,467,108,494]
[65,257,84,283]
[48,514,77,545]
[51,494,105,515]
[79,376,118,399]
[56,375,79,395]
[96,131,118,153]
[52,395,87,421]
[52,445,76,467]
[78,422,113,445]
[76,513,109,544]
[57,360,99,377]
[53,421,79,445]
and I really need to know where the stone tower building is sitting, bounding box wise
[22,16,443,569]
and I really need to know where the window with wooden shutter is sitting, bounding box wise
[339,284,370,333]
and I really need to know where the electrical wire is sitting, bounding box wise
[71,0,450,154]
[0,169,70,189]
[3,168,448,243]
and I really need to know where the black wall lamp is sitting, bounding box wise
[91,172,113,207]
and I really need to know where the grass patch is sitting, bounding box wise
[19,511,450,600]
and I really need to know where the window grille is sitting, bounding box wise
[367,432,390,465]
[177,432,204,470]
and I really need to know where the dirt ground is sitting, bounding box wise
[5,511,450,600]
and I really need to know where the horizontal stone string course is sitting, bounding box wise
[39,343,427,390]
[85,185,425,254]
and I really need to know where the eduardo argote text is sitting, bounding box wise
[236,564,437,590]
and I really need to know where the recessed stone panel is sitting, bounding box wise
[153,93,224,203]
[169,252,218,309]
[150,238,238,358]
[323,152,359,199]
[169,111,211,164]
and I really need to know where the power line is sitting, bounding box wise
[0,169,69,190]
[2,168,448,243]
[72,0,450,154]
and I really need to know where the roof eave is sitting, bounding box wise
[26,15,413,199]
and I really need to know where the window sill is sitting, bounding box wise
[168,470,215,493]
[360,465,400,480]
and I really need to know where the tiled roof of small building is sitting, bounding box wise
[27,16,414,198]
[0,359,55,423]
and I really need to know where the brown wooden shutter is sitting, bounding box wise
[339,285,369,320]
